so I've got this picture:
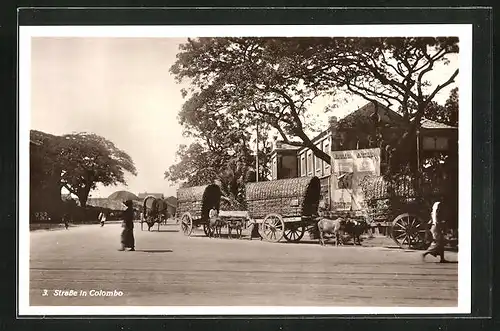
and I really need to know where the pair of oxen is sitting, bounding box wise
[142,197,174,231]
[317,217,371,246]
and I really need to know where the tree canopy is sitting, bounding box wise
[30,130,137,208]
[423,87,458,127]
[170,37,459,165]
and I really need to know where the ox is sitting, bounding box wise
[227,219,244,239]
[208,208,225,238]
[317,218,347,246]
[344,219,370,245]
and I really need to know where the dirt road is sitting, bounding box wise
[29,222,458,307]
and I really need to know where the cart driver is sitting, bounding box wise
[209,207,219,220]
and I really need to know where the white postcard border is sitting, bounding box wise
[18,24,473,316]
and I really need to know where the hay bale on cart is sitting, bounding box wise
[176,184,222,236]
[360,174,440,250]
[246,176,321,243]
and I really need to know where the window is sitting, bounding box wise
[436,137,449,150]
[323,141,330,175]
[307,151,313,175]
[300,154,306,176]
[422,137,435,150]
[272,158,277,179]
[315,143,322,175]
[423,136,449,151]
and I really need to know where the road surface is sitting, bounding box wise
[29,222,458,307]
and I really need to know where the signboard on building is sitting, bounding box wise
[330,148,381,211]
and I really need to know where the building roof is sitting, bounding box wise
[340,101,404,126]
[296,101,402,154]
[420,118,457,130]
[289,102,455,155]
[278,142,301,150]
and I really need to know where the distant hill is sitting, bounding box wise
[137,192,164,200]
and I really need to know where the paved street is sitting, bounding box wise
[30,222,458,307]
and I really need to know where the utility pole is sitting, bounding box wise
[255,122,259,182]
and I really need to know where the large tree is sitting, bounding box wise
[164,131,261,206]
[165,88,273,191]
[171,37,459,166]
[58,132,137,207]
[423,87,459,127]
[30,130,65,219]
[171,37,334,164]
[31,130,137,210]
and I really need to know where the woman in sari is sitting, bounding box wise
[422,201,447,263]
[119,200,135,251]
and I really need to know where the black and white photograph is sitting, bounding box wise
[18,23,472,315]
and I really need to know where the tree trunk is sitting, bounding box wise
[78,194,88,208]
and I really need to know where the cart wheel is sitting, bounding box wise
[283,224,305,243]
[180,212,193,236]
[391,213,427,250]
[261,213,285,243]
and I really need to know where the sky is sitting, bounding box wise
[30,37,458,199]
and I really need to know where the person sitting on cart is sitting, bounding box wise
[422,201,448,263]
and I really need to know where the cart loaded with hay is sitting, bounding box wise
[245,176,322,243]
[358,174,454,250]
[176,184,251,237]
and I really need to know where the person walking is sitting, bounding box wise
[119,200,135,251]
[422,201,448,263]
[98,210,107,227]
[63,213,69,230]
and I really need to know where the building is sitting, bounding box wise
[270,101,458,209]
[270,141,301,180]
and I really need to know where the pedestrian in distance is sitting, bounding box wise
[422,201,448,263]
[119,200,135,251]
[98,210,107,227]
[63,213,69,230]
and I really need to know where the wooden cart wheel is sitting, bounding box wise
[283,224,305,243]
[261,213,285,243]
[391,213,427,250]
[180,212,193,236]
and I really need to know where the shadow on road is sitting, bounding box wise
[135,249,174,253]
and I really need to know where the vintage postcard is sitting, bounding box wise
[18,23,472,316]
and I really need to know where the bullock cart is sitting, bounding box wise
[359,175,452,250]
[141,195,170,231]
[176,184,250,237]
[246,176,321,243]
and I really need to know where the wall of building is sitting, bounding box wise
[271,150,299,180]
[280,154,298,179]
[297,136,331,178]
